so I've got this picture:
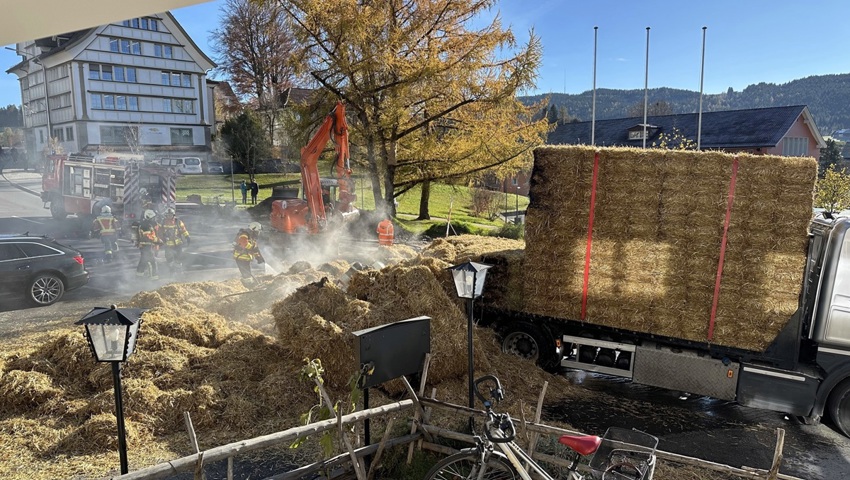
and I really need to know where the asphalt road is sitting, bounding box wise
[1,169,849,478]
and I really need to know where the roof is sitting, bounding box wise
[548,105,825,150]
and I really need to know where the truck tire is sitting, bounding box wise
[828,378,850,436]
[50,196,67,220]
[501,321,559,371]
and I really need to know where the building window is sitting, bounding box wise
[128,97,138,111]
[52,128,64,141]
[91,93,139,111]
[122,17,157,31]
[39,130,44,143]
[90,64,137,83]
[109,38,141,55]
[90,94,102,109]
[66,127,74,141]
[163,98,172,113]
[116,96,127,111]
[170,128,193,145]
[154,44,173,58]
[171,99,194,114]
[101,126,137,145]
[162,71,191,87]
[783,137,809,157]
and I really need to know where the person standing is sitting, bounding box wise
[136,210,161,279]
[91,205,119,262]
[233,222,264,286]
[240,180,248,204]
[250,179,259,205]
[157,207,190,275]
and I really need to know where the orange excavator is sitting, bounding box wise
[270,101,359,234]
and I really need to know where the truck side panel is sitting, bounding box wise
[633,344,739,401]
[737,364,819,416]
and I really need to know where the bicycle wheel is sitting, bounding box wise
[424,450,519,480]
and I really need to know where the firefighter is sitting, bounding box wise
[377,218,394,246]
[136,209,162,279]
[157,207,190,275]
[233,222,264,286]
[91,205,119,262]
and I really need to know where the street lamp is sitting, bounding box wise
[75,305,146,475]
[447,261,492,423]
[515,186,520,224]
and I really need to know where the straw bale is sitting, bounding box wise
[0,418,65,456]
[289,260,313,274]
[56,412,147,454]
[421,238,457,263]
[318,259,351,277]
[522,145,816,351]
[377,244,419,263]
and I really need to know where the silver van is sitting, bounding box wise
[158,157,203,174]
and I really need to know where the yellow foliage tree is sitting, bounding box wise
[816,164,850,214]
[279,0,548,216]
[652,127,696,150]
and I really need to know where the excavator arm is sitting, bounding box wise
[300,101,354,233]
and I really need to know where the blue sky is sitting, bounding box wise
[1,0,848,106]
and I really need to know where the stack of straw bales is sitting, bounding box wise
[523,146,816,351]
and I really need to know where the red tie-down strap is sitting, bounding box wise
[581,151,601,320]
[708,156,740,341]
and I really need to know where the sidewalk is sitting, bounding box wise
[1,168,42,196]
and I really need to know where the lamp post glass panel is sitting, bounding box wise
[75,306,145,475]
[448,261,492,423]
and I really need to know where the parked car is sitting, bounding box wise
[0,235,89,306]
[157,157,203,174]
[205,161,224,174]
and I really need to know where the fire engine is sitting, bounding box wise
[41,153,179,235]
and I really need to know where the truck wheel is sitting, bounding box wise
[828,379,850,436]
[50,197,67,220]
[501,321,559,371]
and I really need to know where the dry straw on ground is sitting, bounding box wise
[0,238,759,480]
[524,146,816,351]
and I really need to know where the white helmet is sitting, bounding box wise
[139,188,148,196]
[165,207,176,216]
[101,205,111,214]
[249,222,262,233]
[144,209,156,220]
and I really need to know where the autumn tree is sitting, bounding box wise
[817,164,850,214]
[652,127,696,150]
[212,0,302,143]
[220,111,271,176]
[279,0,548,216]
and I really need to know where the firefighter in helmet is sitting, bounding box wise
[157,207,190,275]
[91,205,120,262]
[233,222,265,286]
[136,209,162,279]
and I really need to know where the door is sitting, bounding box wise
[0,243,33,299]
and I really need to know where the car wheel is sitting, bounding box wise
[828,378,850,437]
[29,273,65,306]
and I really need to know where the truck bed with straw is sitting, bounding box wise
[515,145,818,352]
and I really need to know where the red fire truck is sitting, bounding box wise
[41,153,179,235]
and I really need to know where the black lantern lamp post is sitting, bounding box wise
[75,305,145,475]
[447,261,492,420]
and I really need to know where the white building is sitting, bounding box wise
[6,12,216,165]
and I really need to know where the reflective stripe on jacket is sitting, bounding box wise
[93,215,117,235]
[158,217,189,246]
[233,231,258,261]
[138,220,159,246]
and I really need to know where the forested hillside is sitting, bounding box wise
[0,105,22,129]
[523,73,850,135]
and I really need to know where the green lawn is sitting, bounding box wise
[175,174,530,231]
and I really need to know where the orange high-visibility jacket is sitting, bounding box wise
[377,219,394,246]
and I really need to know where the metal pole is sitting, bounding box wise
[230,156,235,204]
[643,27,650,149]
[516,186,519,223]
[112,362,129,474]
[467,294,475,431]
[697,26,707,150]
[591,26,598,146]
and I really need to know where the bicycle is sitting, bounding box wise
[423,375,658,480]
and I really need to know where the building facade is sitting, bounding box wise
[6,12,216,166]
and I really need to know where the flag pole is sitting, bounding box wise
[642,27,650,149]
[592,26,598,146]
[697,26,707,150]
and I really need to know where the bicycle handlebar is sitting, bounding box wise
[483,412,516,444]
[473,375,505,405]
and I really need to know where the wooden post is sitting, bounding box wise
[367,417,395,480]
[767,428,786,480]
[399,375,434,443]
[526,381,548,464]
[406,353,432,464]
[314,377,367,480]
[184,412,206,480]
